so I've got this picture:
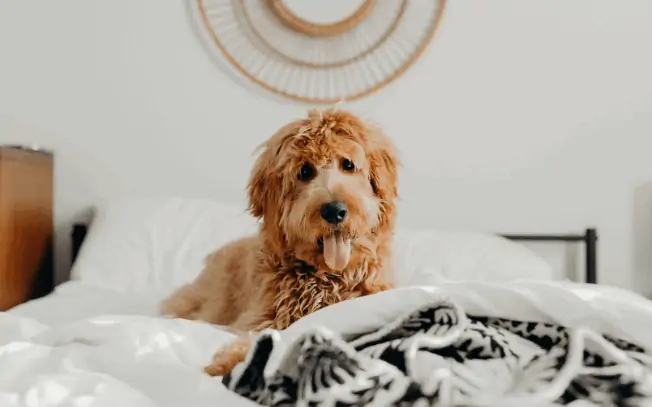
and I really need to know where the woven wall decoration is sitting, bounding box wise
[192,0,446,104]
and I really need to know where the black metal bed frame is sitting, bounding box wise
[500,228,598,284]
[69,224,598,284]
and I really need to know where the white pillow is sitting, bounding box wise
[70,197,258,298]
[392,229,555,286]
[71,197,554,298]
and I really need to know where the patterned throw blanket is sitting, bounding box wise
[223,300,652,406]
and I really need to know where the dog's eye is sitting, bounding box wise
[298,163,315,181]
[341,158,355,172]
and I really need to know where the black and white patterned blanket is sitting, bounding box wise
[223,300,652,406]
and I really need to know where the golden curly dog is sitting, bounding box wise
[160,108,399,376]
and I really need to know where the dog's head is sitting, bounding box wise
[247,109,399,272]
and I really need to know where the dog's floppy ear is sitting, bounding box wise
[247,121,301,219]
[367,126,399,226]
[247,149,274,219]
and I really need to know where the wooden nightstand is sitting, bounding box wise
[0,145,54,311]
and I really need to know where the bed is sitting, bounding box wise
[1,197,650,407]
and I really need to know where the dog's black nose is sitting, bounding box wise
[320,201,348,224]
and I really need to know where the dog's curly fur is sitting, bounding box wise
[160,108,399,376]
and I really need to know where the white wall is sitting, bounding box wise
[1,1,651,293]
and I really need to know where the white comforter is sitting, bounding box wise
[1,280,652,407]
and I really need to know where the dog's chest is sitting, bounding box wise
[274,264,366,328]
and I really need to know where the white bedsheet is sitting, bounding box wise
[8,282,161,327]
[2,280,652,407]
[2,282,253,407]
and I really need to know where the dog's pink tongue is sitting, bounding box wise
[323,231,351,271]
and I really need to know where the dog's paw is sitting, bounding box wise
[204,351,243,376]
[203,337,251,377]
[204,360,234,377]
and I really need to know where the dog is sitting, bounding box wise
[160,108,399,376]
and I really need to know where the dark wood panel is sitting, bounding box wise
[0,147,54,310]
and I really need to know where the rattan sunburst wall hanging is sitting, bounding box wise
[191,0,446,104]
